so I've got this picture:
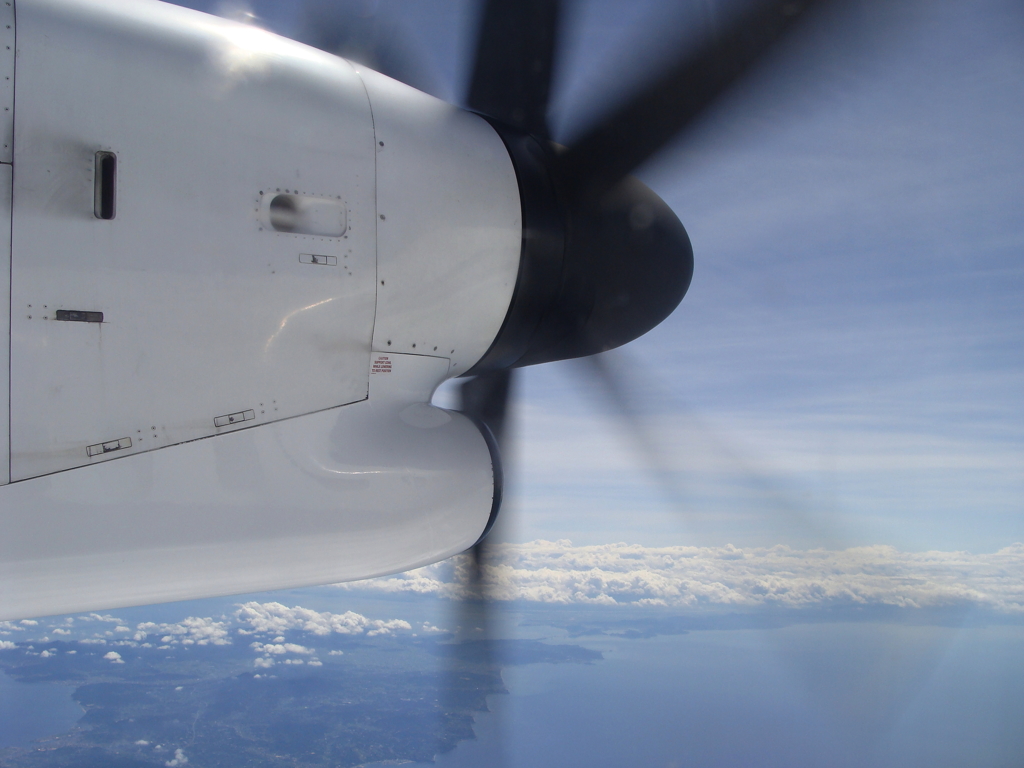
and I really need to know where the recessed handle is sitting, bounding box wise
[94,151,116,220]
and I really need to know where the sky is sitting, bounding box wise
[169,0,1024,560]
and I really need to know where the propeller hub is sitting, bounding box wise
[470,124,694,372]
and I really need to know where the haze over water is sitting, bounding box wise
[0,671,82,750]
[368,618,1024,768]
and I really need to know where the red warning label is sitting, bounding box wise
[371,355,392,374]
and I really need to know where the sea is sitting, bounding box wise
[0,670,82,750]
[372,620,1024,768]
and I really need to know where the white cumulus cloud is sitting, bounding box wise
[165,748,188,766]
[103,651,124,664]
[338,539,1024,612]
[0,640,16,650]
[135,617,231,646]
[77,613,121,623]
[250,642,313,656]
[235,602,411,637]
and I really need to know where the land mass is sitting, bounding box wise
[0,635,600,768]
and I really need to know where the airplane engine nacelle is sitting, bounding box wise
[0,0,520,619]
[0,353,499,621]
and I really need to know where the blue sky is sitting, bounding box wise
[183,0,1024,556]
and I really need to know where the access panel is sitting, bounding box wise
[9,0,377,480]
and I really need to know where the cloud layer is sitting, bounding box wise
[341,540,1024,612]
[0,603,419,673]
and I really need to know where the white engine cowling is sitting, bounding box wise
[0,0,521,620]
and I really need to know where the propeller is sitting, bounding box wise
[557,0,828,197]
[450,0,835,740]
[467,0,560,138]
[459,0,832,530]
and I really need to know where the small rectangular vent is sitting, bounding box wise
[214,409,255,428]
[86,437,131,457]
[94,151,117,220]
[55,310,104,323]
[299,253,338,266]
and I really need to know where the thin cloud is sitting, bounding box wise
[250,642,313,656]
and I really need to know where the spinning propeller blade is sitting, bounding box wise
[452,2,848,691]
[559,0,827,195]
[466,0,561,138]
[456,369,511,605]
[573,350,842,547]
[454,370,512,764]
